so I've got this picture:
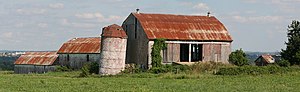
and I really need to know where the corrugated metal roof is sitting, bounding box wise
[14,52,58,65]
[261,54,275,63]
[102,24,127,38]
[132,13,233,41]
[57,37,100,54]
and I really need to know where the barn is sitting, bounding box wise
[255,54,275,66]
[122,12,233,68]
[14,52,58,74]
[57,37,101,69]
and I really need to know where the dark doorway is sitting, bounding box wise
[191,44,203,62]
[180,44,189,62]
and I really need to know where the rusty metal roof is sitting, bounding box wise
[102,24,127,38]
[57,37,101,54]
[261,54,275,63]
[132,13,233,41]
[14,52,58,65]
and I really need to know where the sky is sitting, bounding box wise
[0,0,299,52]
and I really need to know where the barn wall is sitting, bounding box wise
[58,53,100,69]
[161,42,231,63]
[14,65,56,74]
[203,43,230,63]
[122,14,149,69]
[161,43,180,63]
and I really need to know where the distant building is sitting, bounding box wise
[122,12,233,68]
[255,54,275,66]
[14,52,58,74]
[57,37,101,69]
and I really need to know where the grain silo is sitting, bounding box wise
[99,24,127,75]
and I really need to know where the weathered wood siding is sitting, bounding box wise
[203,43,231,63]
[58,54,100,69]
[14,65,56,74]
[122,14,149,68]
[162,43,180,63]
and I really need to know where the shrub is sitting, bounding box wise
[88,62,99,74]
[189,62,230,74]
[55,66,72,72]
[229,49,248,66]
[79,65,89,77]
[276,59,290,67]
[216,65,300,75]
[122,64,144,74]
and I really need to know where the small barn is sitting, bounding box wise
[255,54,275,66]
[57,37,101,69]
[14,52,58,74]
[122,12,233,68]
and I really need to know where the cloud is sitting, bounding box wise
[242,0,257,3]
[16,8,46,15]
[75,12,121,22]
[38,23,48,28]
[193,3,209,11]
[15,23,24,28]
[49,3,64,9]
[231,15,283,23]
[60,18,98,29]
[1,32,13,38]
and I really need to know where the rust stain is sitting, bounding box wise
[261,54,275,63]
[132,13,233,41]
[57,37,101,54]
[102,24,127,38]
[14,52,58,65]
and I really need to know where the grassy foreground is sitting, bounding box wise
[1,71,300,92]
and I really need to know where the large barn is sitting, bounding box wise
[14,52,58,74]
[122,12,233,68]
[57,37,101,69]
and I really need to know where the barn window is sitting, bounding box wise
[134,18,138,39]
[67,54,70,61]
[191,44,202,62]
[87,55,90,61]
[180,44,203,62]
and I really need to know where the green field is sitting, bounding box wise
[1,71,300,92]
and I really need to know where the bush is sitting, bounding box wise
[189,62,230,74]
[55,66,72,72]
[216,65,300,75]
[276,59,290,67]
[88,62,99,74]
[122,64,144,74]
[229,49,248,66]
[79,65,89,77]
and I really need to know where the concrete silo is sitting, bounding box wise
[99,24,127,75]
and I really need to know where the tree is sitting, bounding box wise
[281,20,300,65]
[229,48,248,66]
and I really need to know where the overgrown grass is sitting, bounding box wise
[1,71,300,91]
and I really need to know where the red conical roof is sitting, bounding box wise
[102,24,127,38]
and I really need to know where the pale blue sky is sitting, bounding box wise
[0,0,299,52]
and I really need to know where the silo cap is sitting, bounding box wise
[102,24,127,38]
